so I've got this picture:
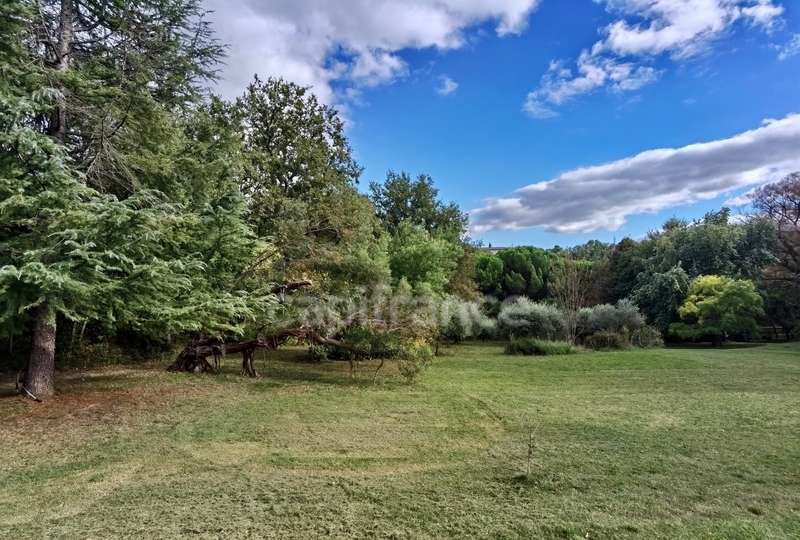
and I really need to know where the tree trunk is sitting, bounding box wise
[23,302,57,400]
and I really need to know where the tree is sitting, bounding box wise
[670,276,764,345]
[497,247,553,299]
[235,76,361,237]
[753,173,800,339]
[550,257,591,343]
[388,223,462,294]
[753,173,800,285]
[632,264,690,334]
[475,251,504,296]
[369,171,468,242]
[232,77,387,292]
[607,238,646,301]
[0,1,271,399]
[25,0,225,192]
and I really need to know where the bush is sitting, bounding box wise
[327,325,403,361]
[397,340,433,383]
[584,331,630,351]
[308,344,328,361]
[505,338,579,356]
[438,297,497,342]
[497,298,566,340]
[577,299,645,337]
[631,326,664,348]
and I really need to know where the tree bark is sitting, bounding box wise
[23,302,57,400]
[49,0,74,142]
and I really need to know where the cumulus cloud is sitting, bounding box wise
[436,75,459,96]
[524,0,784,118]
[204,0,541,103]
[470,113,800,234]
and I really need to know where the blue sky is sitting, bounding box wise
[207,0,800,247]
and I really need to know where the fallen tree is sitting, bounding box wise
[167,328,352,377]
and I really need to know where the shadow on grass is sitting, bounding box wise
[666,342,765,350]
[207,347,409,390]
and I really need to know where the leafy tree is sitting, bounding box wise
[753,173,800,339]
[496,298,566,340]
[235,76,361,236]
[446,247,480,300]
[232,77,388,292]
[568,239,612,261]
[632,264,690,334]
[388,223,462,294]
[497,247,552,299]
[670,275,764,345]
[475,251,504,296]
[607,238,646,301]
[369,171,468,242]
[577,300,645,337]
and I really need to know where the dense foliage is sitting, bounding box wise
[670,275,765,345]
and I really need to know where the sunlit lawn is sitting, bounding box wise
[1,342,799,538]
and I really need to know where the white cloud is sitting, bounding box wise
[204,0,541,103]
[470,113,800,234]
[776,34,800,61]
[524,52,660,118]
[524,0,784,117]
[724,187,757,207]
[436,75,459,96]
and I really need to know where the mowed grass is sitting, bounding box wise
[1,343,799,539]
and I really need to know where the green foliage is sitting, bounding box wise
[505,338,579,356]
[670,275,765,344]
[761,280,800,340]
[397,340,434,383]
[632,264,690,334]
[497,247,553,299]
[307,344,328,362]
[475,252,504,296]
[497,298,566,340]
[369,171,468,242]
[232,77,388,292]
[388,223,462,294]
[630,326,665,348]
[607,238,646,301]
[438,296,496,342]
[584,331,630,351]
[577,300,645,337]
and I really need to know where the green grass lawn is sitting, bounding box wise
[1,343,799,538]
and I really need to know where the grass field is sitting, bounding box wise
[1,343,799,538]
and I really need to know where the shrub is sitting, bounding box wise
[327,325,402,361]
[308,344,328,361]
[505,338,579,356]
[497,298,566,340]
[438,297,497,342]
[584,331,630,351]
[631,326,664,348]
[577,299,645,337]
[397,340,434,383]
